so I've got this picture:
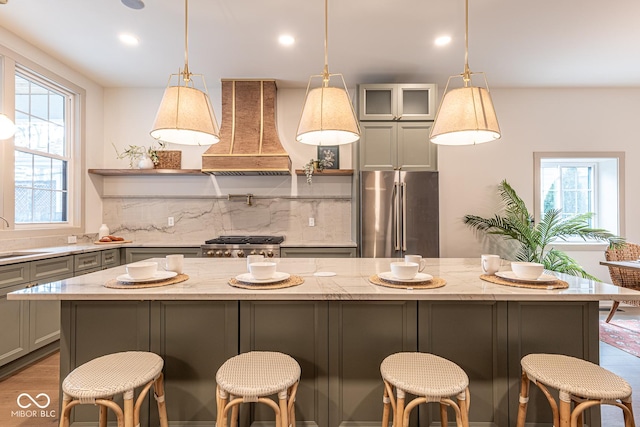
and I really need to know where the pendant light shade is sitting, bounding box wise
[151,85,220,146]
[295,0,360,146]
[0,113,16,140]
[429,85,500,145]
[430,0,501,145]
[150,0,220,146]
[297,85,360,146]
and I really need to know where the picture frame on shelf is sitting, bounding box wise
[317,145,339,170]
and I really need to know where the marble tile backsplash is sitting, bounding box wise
[103,197,353,244]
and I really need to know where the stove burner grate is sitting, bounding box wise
[204,235,285,245]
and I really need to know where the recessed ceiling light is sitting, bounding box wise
[119,33,139,46]
[278,35,295,46]
[434,36,452,46]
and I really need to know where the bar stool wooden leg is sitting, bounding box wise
[622,399,635,427]
[99,401,108,427]
[278,390,289,427]
[382,383,391,427]
[458,388,470,427]
[395,389,405,427]
[516,371,530,427]
[217,386,229,427]
[153,373,169,427]
[559,391,572,427]
[287,381,299,427]
[439,403,448,427]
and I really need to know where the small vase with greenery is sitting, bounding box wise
[113,141,166,169]
[303,158,327,185]
[463,179,624,280]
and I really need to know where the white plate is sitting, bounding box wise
[314,272,337,277]
[117,271,177,283]
[378,271,433,283]
[236,272,290,284]
[495,271,557,283]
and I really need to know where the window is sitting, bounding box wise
[534,152,624,237]
[14,71,70,224]
[0,47,84,235]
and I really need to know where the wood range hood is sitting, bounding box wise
[202,79,291,176]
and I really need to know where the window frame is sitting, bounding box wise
[0,45,85,237]
[534,152,625,240]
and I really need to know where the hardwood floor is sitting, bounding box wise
[0,351,59,426]
[0,305,638,427]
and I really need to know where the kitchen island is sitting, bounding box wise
[9,257,640,427]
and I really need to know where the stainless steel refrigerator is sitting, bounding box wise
[359,170,439,258]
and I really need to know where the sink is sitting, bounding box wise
[0,251,49,259]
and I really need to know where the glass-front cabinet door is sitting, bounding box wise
[358,83,436,121]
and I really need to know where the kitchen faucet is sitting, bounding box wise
[0,216,9,228]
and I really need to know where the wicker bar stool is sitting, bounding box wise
[59,351,169,427]
[216,351,301,427]
[380,352,470,427]
[516,353,636,427]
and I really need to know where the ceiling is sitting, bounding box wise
[1,0,639,89]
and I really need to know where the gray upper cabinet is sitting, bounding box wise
[358,83,437,121]
[359,122,437,171]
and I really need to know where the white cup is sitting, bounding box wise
[390,261,419,280]
[404,255,426,272]
[249,261,277,280]
[246,254,265,271]
[481,254,501,275]
[126,261,158,279]
[511,262,544,280]
[164,254,184,274]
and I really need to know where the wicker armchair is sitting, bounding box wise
[604,242,640,323]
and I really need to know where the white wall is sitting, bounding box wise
[438,88,640,276]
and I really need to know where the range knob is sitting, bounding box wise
[266,251,274,258]
[237,251,245,257]
[258,250,266,256]
[250,250,258,255]
[224,250,232,257]
[206,250,215,257]
[215,250,223,257]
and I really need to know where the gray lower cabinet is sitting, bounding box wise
[281,247,356,258]
[0,282,29,366]
[124,247,201,263]
[58,300,600,427]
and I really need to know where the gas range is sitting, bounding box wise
[201,235,285,258]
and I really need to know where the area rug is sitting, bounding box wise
[599,318,640,357]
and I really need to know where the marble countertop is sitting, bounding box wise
[0,241,358,266]
[9,257,640,302]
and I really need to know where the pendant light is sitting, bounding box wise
[429,0,501,145]
[0,113,16,140]
[150,0,220,146]
[296,0,360,146]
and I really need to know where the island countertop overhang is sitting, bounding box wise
[8,257,640,302]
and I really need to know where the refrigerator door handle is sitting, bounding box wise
[401,182,407,252]
[393,182,400,251]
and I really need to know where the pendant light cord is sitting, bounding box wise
[183,0,192,83]
[322,0,329,86]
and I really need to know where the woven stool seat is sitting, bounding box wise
[59,351,168,427]
[517,353,636,427]
[380,352,470,427]
[216,351,301,427]
[63,352,164,400]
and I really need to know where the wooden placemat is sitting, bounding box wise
[94,240,133,245]
[369,274,446,289]
[228,274,304,290]
[480,274,569,289]
[104,273,189,289]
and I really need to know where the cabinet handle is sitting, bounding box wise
[25,283,37,288]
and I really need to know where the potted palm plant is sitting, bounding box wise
[463,180,624,280]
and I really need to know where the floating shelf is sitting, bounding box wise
[294,169,354,176]
[89,169,355,177]
[88,169,204,176]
